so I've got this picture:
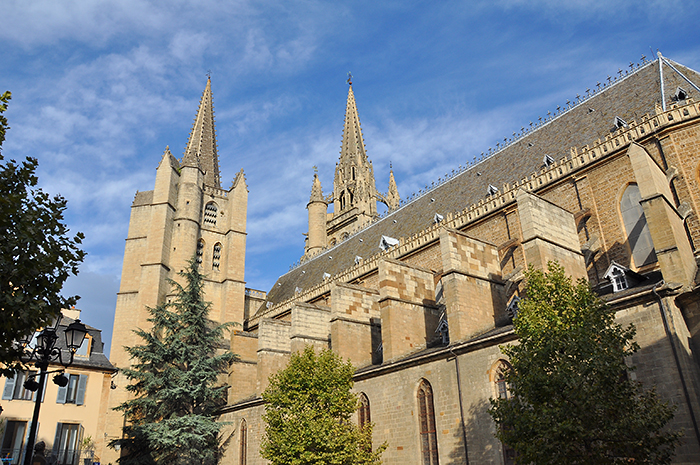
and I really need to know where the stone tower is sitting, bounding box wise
[305,80,399,256]
[102,78,248,464]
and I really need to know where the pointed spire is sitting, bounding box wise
[386,168,400,210]
[341,83,367,162]
[310,173,324,202]
[183,77,221,188]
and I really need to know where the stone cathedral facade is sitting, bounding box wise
[104,55,700,464]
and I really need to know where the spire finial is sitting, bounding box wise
[347,72,353,86]
[313,165,318,175]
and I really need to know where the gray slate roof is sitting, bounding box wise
[262,58,700,310]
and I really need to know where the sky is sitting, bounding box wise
[2,0,700,357]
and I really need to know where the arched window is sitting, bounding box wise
[340,191,346,210]
[212,243,222,270]
[358,393,371,429]
[491,360,516,465]
[341,232,349,241]
[417,380,439,465]
[620,184,656,267]
[239,419,247,465]
[204,202,218,226]
[196,239,204,265]
[493,360,512,400]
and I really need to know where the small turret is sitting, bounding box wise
[306,172,328,256]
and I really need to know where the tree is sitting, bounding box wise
[112,259,235,465]
[489,262,681,464]
[0,91,86,376]
[262,346,385,465]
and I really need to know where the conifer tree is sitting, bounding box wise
[262,346,385,465]
[489,262,681,465]
[112,259,235,465]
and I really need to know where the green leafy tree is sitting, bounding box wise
[0,91,86,376]
[112,259,235,465]
[262,346,385,465]
[489,262,681,464]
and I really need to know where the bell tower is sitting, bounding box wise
[103,78,248,464]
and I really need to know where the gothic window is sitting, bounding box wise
[340,191,346,210]
[492,361,516,465]
[417,379,439,465]
[620,184,657,267]
[349,188,354,206]
[493,360,512,400]
[341,232,349,241]
[352,166,356,180]
[358,393,371,429]
[213,243,222,270]
[204,202,218,226]
[196,239,205,265]
[239,419,247,465]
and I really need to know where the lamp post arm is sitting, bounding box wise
[23,359,49,465]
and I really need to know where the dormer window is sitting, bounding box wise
[672,86,688,102]
[603,262,633,292]
[379,235,399,251]
[355,255,362,265]
[433,213,444,224]
[487,184,499,196]
[543,154,555,168]
[614,116,628,129]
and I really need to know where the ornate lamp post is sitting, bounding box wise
[19,317,88,465]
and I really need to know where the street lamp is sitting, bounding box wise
[19,317,88,465]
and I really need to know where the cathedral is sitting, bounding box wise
[103,54,700,464]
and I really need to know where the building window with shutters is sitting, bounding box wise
[417,379,439,465]
[56,373,88,405]
[0,420,27,463]
[2,371,37,401]
[239,419,247,465]
[53,423,83,465]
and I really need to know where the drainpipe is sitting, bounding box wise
[449,347,470,464]
[652,281,700,445]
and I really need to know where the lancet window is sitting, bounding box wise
[213,243,222,270]
[204,202,218,226]
[239,419,247,465]
[417,379,439,465]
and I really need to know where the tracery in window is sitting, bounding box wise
[358,393,371,429]
[417,379,439,465]
[204,202,218,226]
[213,243,222,270]
[620,184,656,267]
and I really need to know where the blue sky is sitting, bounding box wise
[2,0,699,357]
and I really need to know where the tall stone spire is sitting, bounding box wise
[333,81,377,218]
[183,77,221,188]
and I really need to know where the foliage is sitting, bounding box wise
[0,91,86,376]
[489,262,681,464]
[111,260,236,465]
[262,346,385,465]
